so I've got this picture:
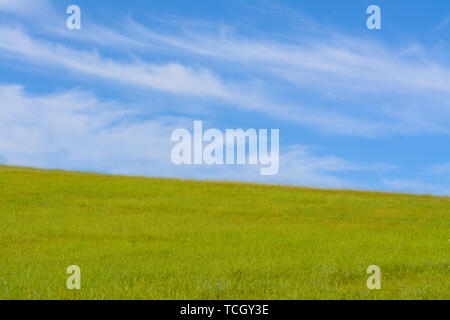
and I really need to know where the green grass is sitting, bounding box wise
[0,165,448,300]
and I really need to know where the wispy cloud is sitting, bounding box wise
[0,84,396,189]
[0,0,52,16]
[126,17,450,94]
[2,24,449,137]
[428,162,450,174]
[382,178,450,196]
[122,17,450,135]
[0,84,178,173]
[273,145,397,189]
[0,28,232,98]
[1,0,450,137]
[0,28,392,137]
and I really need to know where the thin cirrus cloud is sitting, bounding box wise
[126,17,450,95]
[0,26,394,137]
[125,14,450,133]
[121,18,450,135]
[0,25,448,138]
[428,162,450,174]
[0,0,50,15]
[0,0,449,137]
[0,28,231,98]
[382,178,450,196]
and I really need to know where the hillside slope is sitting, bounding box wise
[0,165,448,299]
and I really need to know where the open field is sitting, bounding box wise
[0,165,448,299]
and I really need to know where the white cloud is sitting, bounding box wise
[0,84,184,174]
[125,17,450,95]
[4,27,445,139]
[274,146,396,188]
[122,17,450,136]
[0,27,401,137]
[0,28,231,98]
[382,178,450,196]
[428,162,450,174]
[0,0,54,18]
[1,2,450,139]
[0,85,399,190]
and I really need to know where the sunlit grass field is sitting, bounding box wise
[0,165,448,300]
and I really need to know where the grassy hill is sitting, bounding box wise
[0,165,448,300]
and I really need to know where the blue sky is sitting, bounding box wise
[0,0,449,195]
